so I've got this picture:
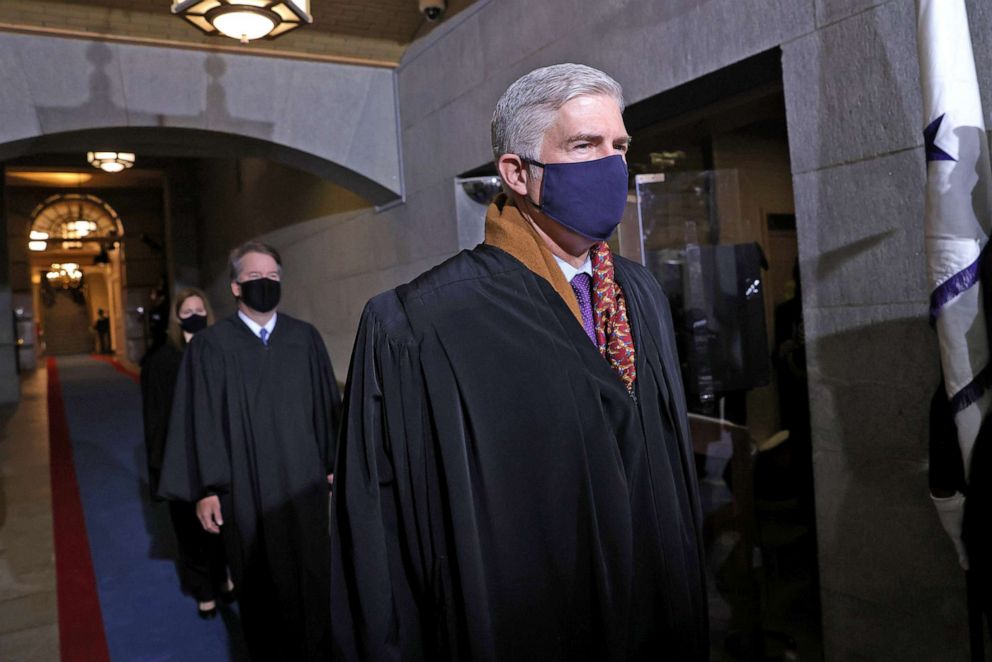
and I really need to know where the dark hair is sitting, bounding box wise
[229,240,282,282]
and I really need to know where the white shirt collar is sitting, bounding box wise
[238,310,277,339]
[552,254,593,283]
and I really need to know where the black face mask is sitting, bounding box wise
[179,313,208,334]
[239,277,281,313]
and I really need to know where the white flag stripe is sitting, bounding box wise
[958,392,991,475]
[918,0,985,131]
[936,287,989,399]
[928,237,981,288]
[917,0,992,484]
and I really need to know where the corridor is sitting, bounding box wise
[0,356,249,661]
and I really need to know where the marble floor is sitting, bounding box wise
[0,368,59,661]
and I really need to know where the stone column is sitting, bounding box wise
[0,164,20,403]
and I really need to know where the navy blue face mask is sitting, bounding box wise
[524,154,629,241]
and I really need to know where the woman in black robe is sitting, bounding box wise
[141,286,232,618]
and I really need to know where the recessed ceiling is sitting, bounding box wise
[0,0,478,66]
[7,167,163,189]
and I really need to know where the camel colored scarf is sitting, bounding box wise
[483,194,583,324]
[484,195,637,394]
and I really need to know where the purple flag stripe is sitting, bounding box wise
[950,360,992,414]
[929,250,983,326]
[924,115,957,162]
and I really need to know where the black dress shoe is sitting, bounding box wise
[198,604,219,620]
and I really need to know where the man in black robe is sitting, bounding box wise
[330,64,708,660]
[159,241,341,661]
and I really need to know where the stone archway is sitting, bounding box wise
[0,31,403,205]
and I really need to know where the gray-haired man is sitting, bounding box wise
[331,64,707,660]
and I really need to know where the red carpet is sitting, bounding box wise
[47,357,111,662]
[90,353,140,384]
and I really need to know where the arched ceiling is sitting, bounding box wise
[0,0,478,67]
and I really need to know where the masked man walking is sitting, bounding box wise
[160,240,341,661]
[330,64,708,661]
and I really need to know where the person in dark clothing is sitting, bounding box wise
[93,308,111,354]
[159,241,342,662]
[141,287,231,618]
[330,64,708,661]
[147,278,170,352]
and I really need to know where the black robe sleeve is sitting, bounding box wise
[930,384,966,495]
[330,296,440,661]
[140,353,164,474]
[158,334,233,502]
[140,346,179,494]
[309,325,343,475]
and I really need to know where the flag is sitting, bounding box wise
[917,0,992,569]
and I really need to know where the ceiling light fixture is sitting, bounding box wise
[172,0,312,44]
[87,152,136,173]
[46,263,84,290]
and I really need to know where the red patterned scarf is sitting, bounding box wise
[591,242,637,394]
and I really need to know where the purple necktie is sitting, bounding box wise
[570,272,596,344]
[259,328,269,346]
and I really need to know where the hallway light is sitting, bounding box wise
[28,230,48,251]
[172,0,312,44]
[66,220,98,238]
[46,263,83,290]
[87,152,136,173]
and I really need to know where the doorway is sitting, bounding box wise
[622,50,819,662]
[21,189,127,358]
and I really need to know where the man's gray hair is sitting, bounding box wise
[491,63,625,163]
[229,240,283,282]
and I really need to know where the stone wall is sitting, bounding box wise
[782,1,981,658]
[192,157,384,381]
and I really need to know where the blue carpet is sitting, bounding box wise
[56,355,248,662]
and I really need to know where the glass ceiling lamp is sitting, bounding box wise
[46,263,84,290]
[87,152,136,173]
[172,0,312,44]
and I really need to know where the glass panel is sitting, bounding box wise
[634,170,768,408]
[267,21,300,37]
[186,15,216,32]
[187,0,220,14]
[272,4,295,20]
[453,175,502,249]
[625,169,788,657]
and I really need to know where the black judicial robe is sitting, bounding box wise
[142,340,228,601]
[141,341,183,496]
[159,313,342,660]
[330,245,708,661]
[931,388,992,615]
